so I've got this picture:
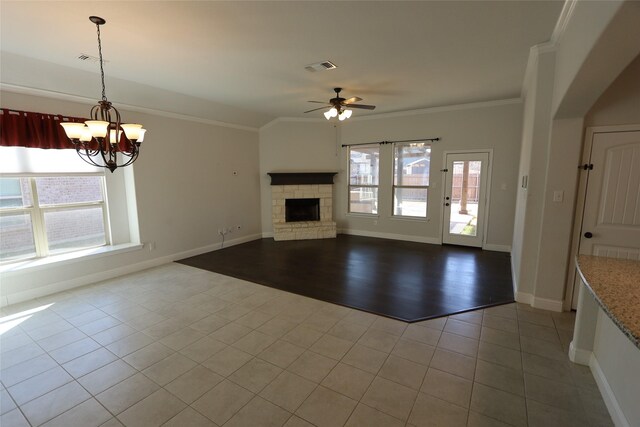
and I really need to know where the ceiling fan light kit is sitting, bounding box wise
[306,87,375,121]
[60,16,146,172]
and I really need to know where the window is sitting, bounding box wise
[0,175,109,262]
[393,142,431,217]
[349,145,379,214]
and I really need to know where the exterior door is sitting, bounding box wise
[442,152,490,247]
[572,130,640,307]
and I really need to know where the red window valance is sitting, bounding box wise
[1,109,87,149]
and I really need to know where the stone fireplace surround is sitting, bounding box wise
[268,172,337,241]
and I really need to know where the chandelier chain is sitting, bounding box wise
[95,22,107,102]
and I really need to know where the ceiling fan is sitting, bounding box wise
[304,87,376,120]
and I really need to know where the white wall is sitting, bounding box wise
[259,120,340,234]
[585,54,640,127]
[0,90,262,304]
[260,101,522,249]
[511,0,640,311]
[552,1,639,118]
[511,49,556,300]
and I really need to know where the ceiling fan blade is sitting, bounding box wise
[343,97,363,105]
[347,104,376,110]
[307,100,331,104]
[304,106,330,113]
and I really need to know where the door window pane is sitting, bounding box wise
[0,213,36,261]
[448,160,481,236]
[349,187,378,214]
[394,188,428,217]
[44,207,106,253]
[36,176,104,206]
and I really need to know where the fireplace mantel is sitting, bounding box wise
[268,172,337,186]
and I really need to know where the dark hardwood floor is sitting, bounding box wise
[177,235,514,322]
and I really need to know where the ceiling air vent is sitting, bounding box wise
[305,60,337,72]
[78,53,107,64]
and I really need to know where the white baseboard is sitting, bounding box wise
[3,256,172,307]
[531,296,563,312]
[511,257,519,297]
[568,341,591,365]
[482,243,511,253]
[590,353,631,427]
[1,233,262,307]
[515,291,533,305]
[262,232,274,238]
[340,229,442,245]
[514,291,563,312]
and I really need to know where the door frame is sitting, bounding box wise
[563,124,640,311]
[440,149,493,248]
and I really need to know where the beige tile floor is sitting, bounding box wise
[0,263,613,427]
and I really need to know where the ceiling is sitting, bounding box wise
[1,1,564,126]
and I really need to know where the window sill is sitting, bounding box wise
[0,243,144,275]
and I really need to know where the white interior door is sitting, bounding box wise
[572,130,640,307]
[442,152,490,247]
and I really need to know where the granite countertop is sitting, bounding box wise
[576,255,640,349]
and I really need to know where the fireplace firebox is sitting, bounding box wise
[286,198,320,222]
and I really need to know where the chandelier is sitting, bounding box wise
[61,16,146,173]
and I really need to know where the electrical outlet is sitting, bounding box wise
[553,190,564,202]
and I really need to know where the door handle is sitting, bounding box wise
[583,232,593,239]
[445,203,450,206]
[445,196,450,200]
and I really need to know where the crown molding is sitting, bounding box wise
[521,0,576,98]
[3,83,522,135]
[521,41,557,98]
[0,83,260,133]
[551,0,578,46]
[349,98,522,121]
[260,116,324,131]
[264,98,523,131]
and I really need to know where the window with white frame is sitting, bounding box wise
[0,147,110,263]
[393,142,431,217]
[348,145,380,214]
[0,175,109,262]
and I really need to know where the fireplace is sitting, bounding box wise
[286,198,320,222]
[269,172,337,241]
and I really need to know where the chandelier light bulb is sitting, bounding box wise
[60,122,85,139]
[324,110,333,120]
[85,120,109,138]
[121,123,143,141]
[109,129,122,145]
[79,127,93,142]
